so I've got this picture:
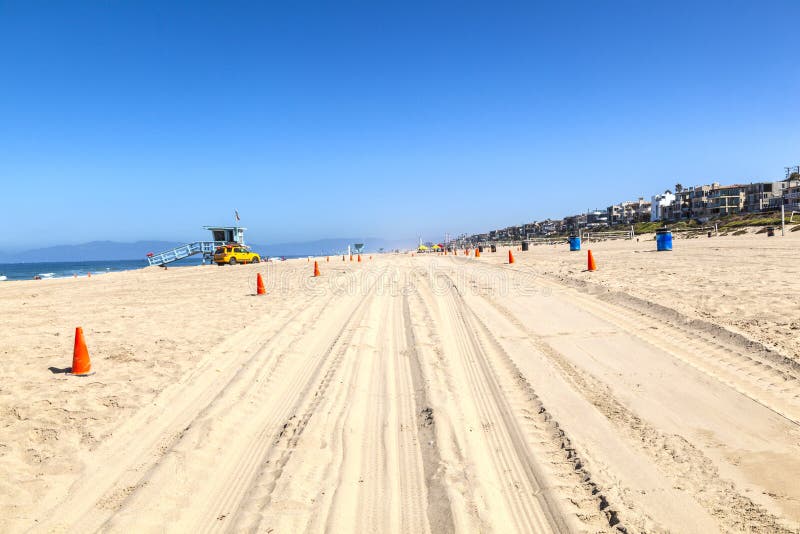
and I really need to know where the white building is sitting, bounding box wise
[651,191,676,221]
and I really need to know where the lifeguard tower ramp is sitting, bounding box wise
[146,226,247,266]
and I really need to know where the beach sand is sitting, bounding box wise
[1,235,799,533]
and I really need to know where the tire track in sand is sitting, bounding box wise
[408,268,592,533]
[229,266,388,532]
[467,269,796,533]
[31,279,346,533]
[401,284,456,534]
[553,279,800,426]
[93,267,381,532]
[229,265,431,534]
[320,265,431,534]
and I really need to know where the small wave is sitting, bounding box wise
[39,272,56,278]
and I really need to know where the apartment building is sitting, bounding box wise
[586,209,608,227]
[651,191,676,221]
[707,184,746,216]
[745,181,786,212]
[783,180,800,211]
[661,185,711,221]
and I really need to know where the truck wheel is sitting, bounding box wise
[252,256,260,263]
[229,257,237,265]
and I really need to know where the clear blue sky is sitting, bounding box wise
[2,1,799,248]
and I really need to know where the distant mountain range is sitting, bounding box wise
[0,238,414,263]
[0,241,184,263]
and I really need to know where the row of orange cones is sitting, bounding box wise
[69,250,596,376]
[308,254,373,263]
[257,254,371,295]
[70,256,339,375]
[425,247,598,271]
[69,258,327,375]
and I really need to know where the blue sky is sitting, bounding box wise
[2,1,799,248]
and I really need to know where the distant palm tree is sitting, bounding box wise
[675,183,684,193]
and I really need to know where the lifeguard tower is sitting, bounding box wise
[146,226,248,266]
[204,226,246,245]
[352,243,365,254]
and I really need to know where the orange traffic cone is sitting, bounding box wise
[475,248,481,258]
[358,254,362,263]
[70,327,93,376]
[587,250,597,271]
[313,261,320,277]
[256,273,266,295]
[326,256,329,262]
[508,250,515,264]
[350,254,353,262]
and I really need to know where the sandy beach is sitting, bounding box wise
[2,233,800,533]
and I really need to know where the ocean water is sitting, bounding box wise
[0,258,192,281]
[0,255,313,282]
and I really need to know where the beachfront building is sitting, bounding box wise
[467,167,799,245]
[538,219,562,234]
[608,198,651,225]
[707,184,746,216]
[629,198,652,222]
[522,223,537,239]
[502,226,523,241]
[607,203,623,225]
[651,191,676,221]
[665,189,690,220]
[745,181,786,212]
[657,180,791,221]
[688,185,714,220]
[662,185,711,221]
[784,179,800,212]
[586,209,608,227]
[563,214,588,232]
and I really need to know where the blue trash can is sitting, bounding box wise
[656,229,672,251]
[568,236,581,251]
